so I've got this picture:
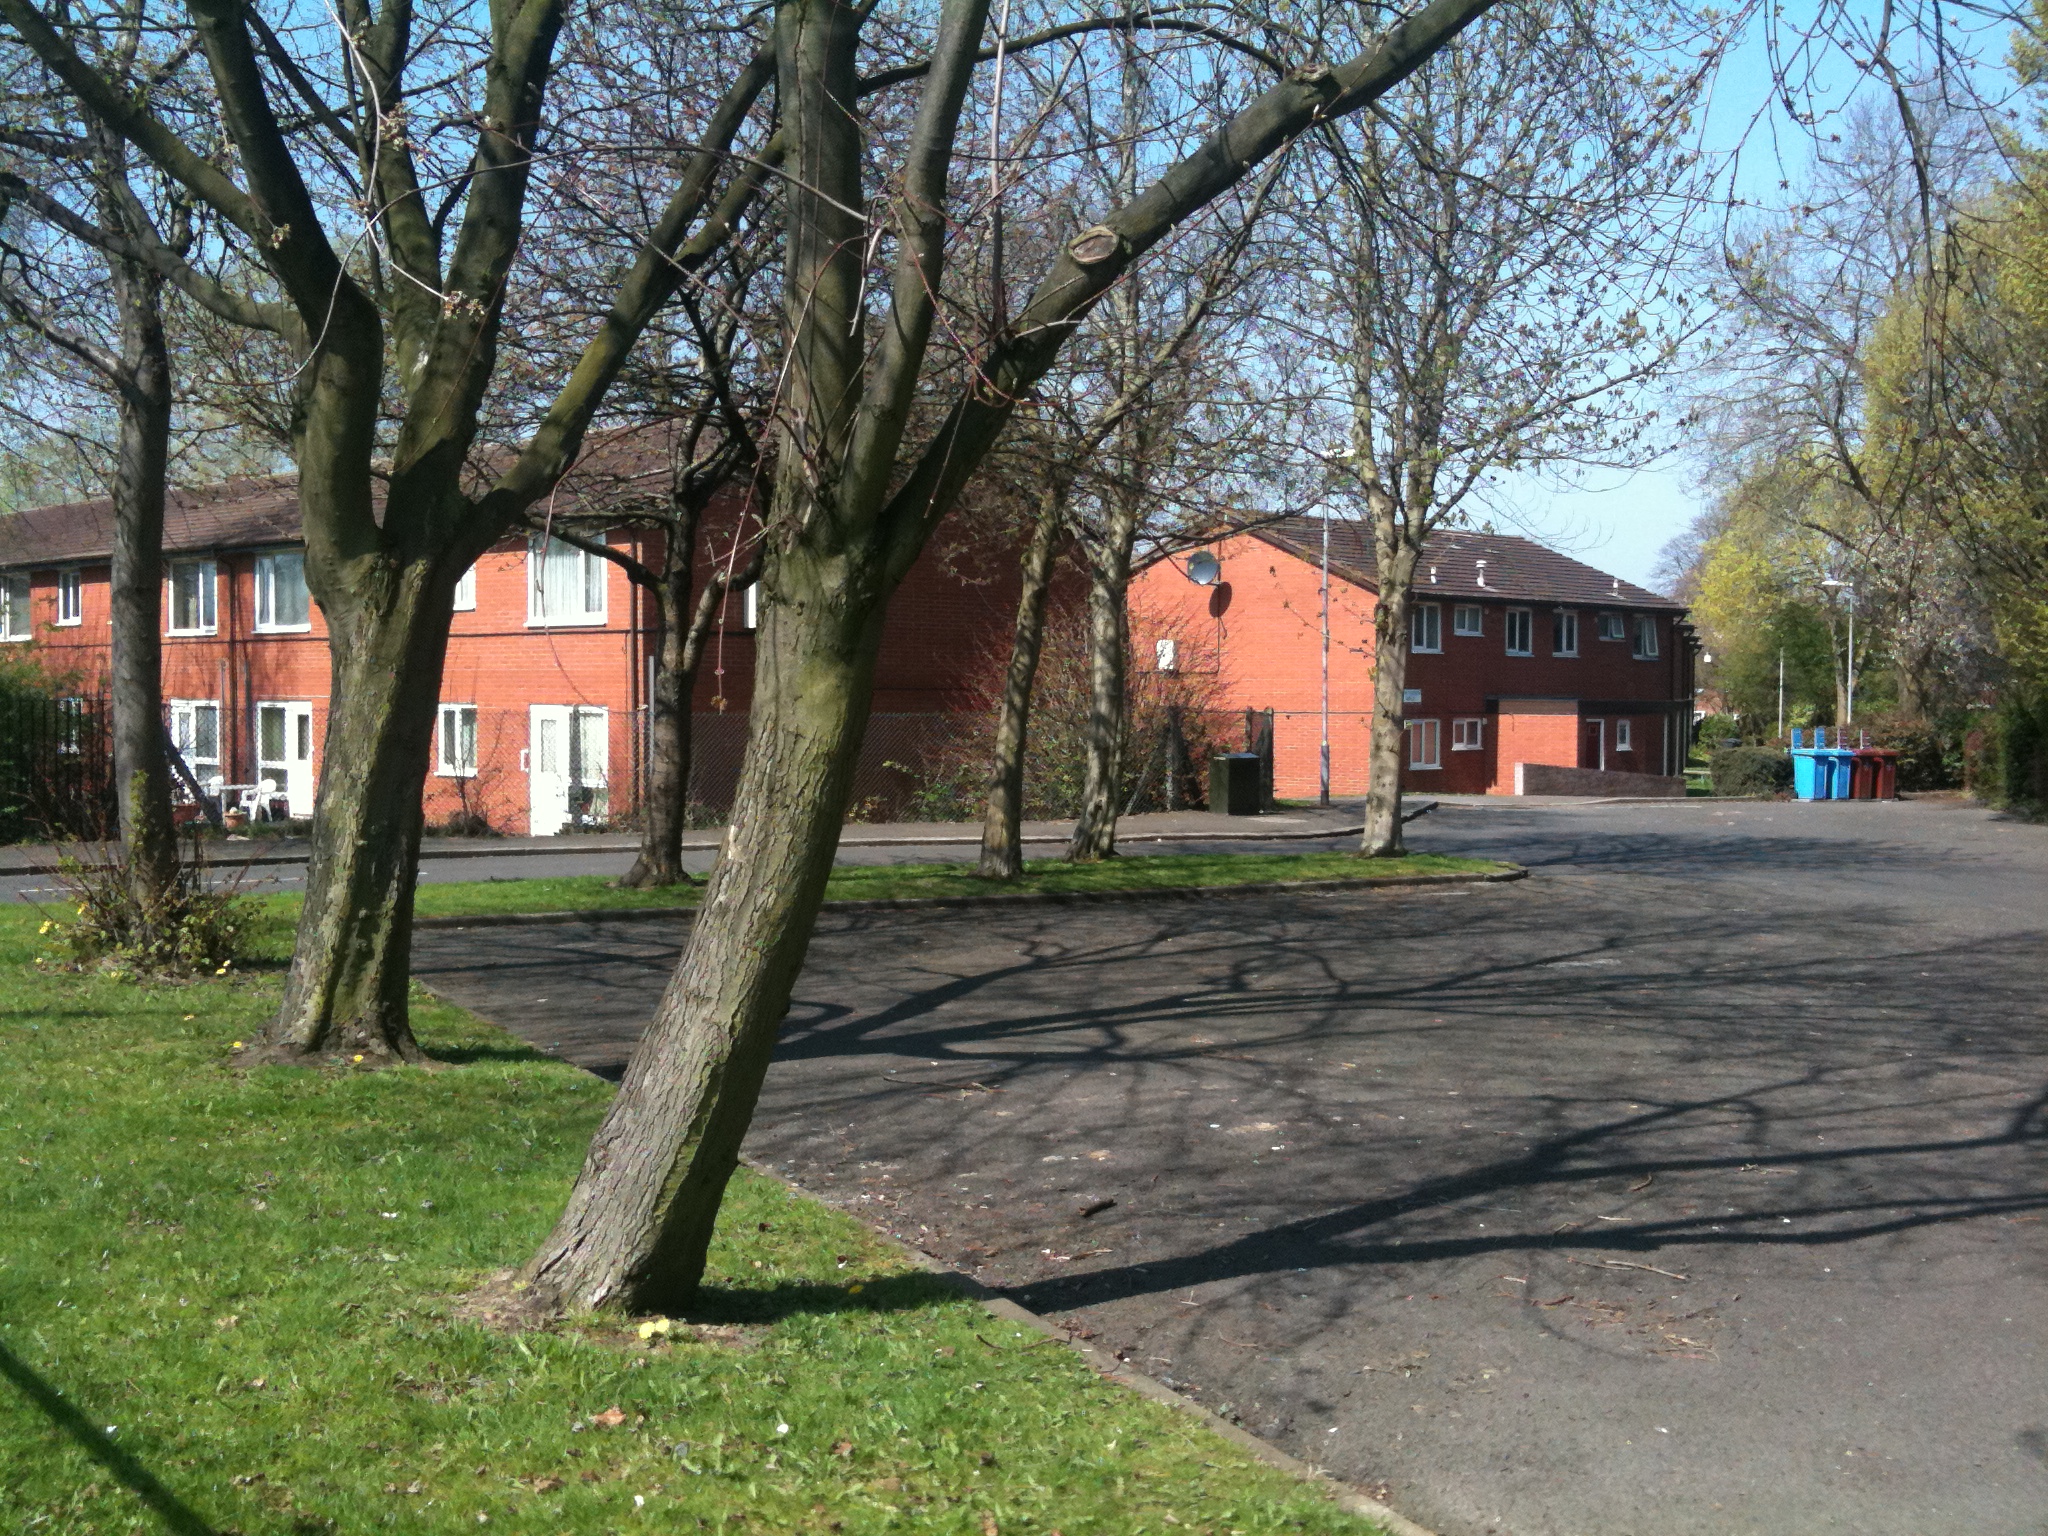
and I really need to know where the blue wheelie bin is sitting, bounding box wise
[1789,729,1830,801]
[1824,747,1857,799]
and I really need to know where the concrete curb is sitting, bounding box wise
[734,1154,1437,1536]
[412,865,1525,931]
[0,816,1384,878]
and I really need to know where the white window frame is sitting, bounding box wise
[527,535,608,627]
[55,569,83,626]
[1451,717,1485,751]
[1155,637,1179,672]
[1410,602,1442,654]
[1453,604,1483,637]
[1505,607,1533,656]
[1597,611,1626,642]
[0,572,29,640]
[253,550,312,633]
[1405,717,1442,770]
[167,559,218,635]
[1633,615,1660,659]
[739,581,759,631]
[1552,608,1579,657]
[1616,719,1634,752]
[437,703,478,777]
[452,564,477,611]
[168,698,222,787]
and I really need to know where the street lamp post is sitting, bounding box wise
[1319,512,1331,808]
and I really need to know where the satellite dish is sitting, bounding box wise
[1186,551,1222,586]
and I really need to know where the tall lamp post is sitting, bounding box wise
[1820,578,1856,725]
[1319,511,1331,808]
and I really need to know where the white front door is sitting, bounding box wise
[528,705,609,834]
[255,701,316,817]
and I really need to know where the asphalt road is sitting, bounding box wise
[415,798,2048,1536]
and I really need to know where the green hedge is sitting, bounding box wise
[1709,745,1792,797]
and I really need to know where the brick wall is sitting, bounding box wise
[1129,530,1691,800]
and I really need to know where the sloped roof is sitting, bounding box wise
[0,475,302,568]
[0,423,724,571]
[1248,517,1685,612]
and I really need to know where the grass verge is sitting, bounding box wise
[0,904,1389,1535]
[390,850,1505,923]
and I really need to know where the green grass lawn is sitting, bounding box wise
[0,904,1389,1535]
[395,849,1506,923]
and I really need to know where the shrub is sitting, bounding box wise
[1709,745,1792,797]
[36,842,254,979]
[1987,691,2048,813]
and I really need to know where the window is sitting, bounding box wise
[1451,717,1485,751]
[1633,615,1660,659]
[528,535,607,625]
[1597,611,1626,641]
[56,570,82,626]
[438,703,478,777]
[168,560,217,634]
[254,551,310,631]
[1552,609,1578,657]
[1616,719,1634,752]
[452,565,477,612]
[1453,604,1483,637]
[0,573,28,640]
[1505,607,1532,656]
[1155,637,1179,672]
[1405,718,1442,770]
[739,582,759,631]
[56,696,85,754]
[169,699,221,785]
[1410,603,1442,653]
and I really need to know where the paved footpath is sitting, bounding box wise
[412,798,2048,1536]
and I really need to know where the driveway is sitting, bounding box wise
[413,799,2048,1536]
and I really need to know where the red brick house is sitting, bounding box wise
[1129,517,1698,798]
[0,473,1022,834]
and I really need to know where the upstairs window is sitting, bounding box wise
[168,560,217,635]
[1633,615,1660,659]
[529,536,607,626]
[254,551,310,631]
[0,573,28,640]
[1155,637,1179,672]
[1410,603,1442,654]
[1504,607,1533,656]
[1453,604,1483,637]
[56,569,82,625]
[1451,717,1485,751]
[452,564,477,611]
[1597,611,1626,641]
[1552,608,1579,657]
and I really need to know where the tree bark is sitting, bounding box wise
[623,523,697,889]
[103,244,177,903]
[1361,507,1418,857]
[977,481,1064,878]
[257,554,454,1063]
[520,545,885,1312]
[1066,539,1133,861]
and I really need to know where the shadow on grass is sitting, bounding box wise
[421,1040,560,1068]
[688,1270,965,1326]
[0,1337,221,1536]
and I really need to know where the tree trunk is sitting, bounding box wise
[1362,516,1419,858]
[105,249,178,903]
[624,538,694,888]
[1066,545,1133,862]
[521,547,884,1312]
[978,482,1064,879]
[256,564,455,1063]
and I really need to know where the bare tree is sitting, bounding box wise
[518,0,1501,1314]
[1284,0,1705,852]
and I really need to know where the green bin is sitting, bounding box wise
[1209,753,1262,816]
